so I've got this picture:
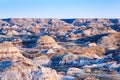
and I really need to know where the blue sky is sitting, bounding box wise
[0,0,120,18]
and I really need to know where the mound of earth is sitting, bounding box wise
[69,46,106,59]
[37,35,62,49]
[98,32,120,50]
[0,42,24,60]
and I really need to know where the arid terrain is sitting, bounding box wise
[0,18,120,80]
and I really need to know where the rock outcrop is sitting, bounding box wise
[1,60,37,80]
[0,42,23,60]
[37,35,62,49]
[98,32,120,50]
[67,68,84,75]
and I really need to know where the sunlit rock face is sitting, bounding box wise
[35,66,62,80]
[68,46,106,59]
[67,68,84,75]
[0,42,24,60]
[1,60,37,80]
[0,59,62,80]
[37,35,62,49]
[98,32,120,50]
